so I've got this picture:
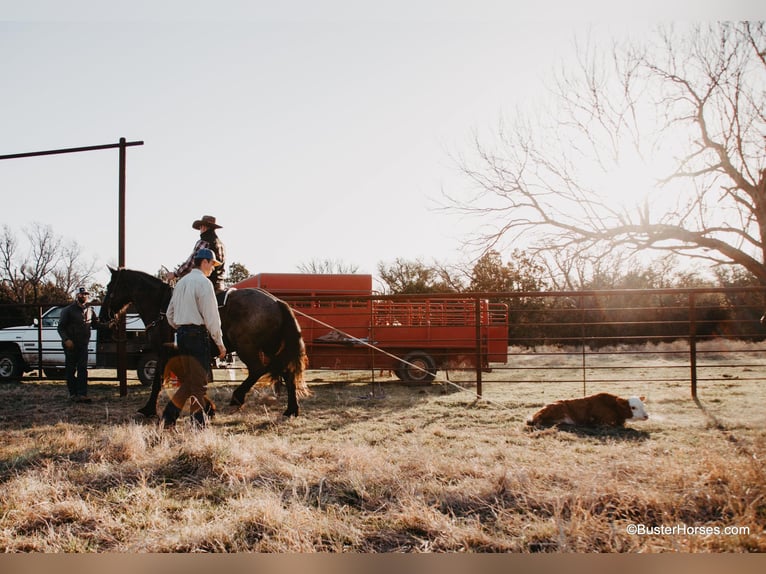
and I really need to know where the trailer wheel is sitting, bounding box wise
[0,350,24,382]
[137,353,158,387]
[396,351,437,384]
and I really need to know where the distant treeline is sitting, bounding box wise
[499,289,766,348]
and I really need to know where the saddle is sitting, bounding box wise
[216,287,236,307]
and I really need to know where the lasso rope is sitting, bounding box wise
[290,306,514,412]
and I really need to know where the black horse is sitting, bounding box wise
[99,267,309,418]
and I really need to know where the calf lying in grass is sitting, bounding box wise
[527,392,648,427]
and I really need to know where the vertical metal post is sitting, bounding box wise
[689,292,698,399]
[0,139,142,393]
[117,138,128,396]
[36,306,43,380]
[581,294,586,396]
[475,296,483,398]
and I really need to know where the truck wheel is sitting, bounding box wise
[396,351,437,384]
[0,350,24,382]
[137,353,158,387]
[43,368,66,380]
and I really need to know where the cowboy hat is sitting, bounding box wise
[192,215,222,230]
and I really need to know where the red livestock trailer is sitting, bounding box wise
[232,273,508,383]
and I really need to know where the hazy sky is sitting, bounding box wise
[1,1,760,287]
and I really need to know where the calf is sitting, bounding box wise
[526,392,648,427]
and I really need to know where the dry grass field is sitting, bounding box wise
[0,343,764,553]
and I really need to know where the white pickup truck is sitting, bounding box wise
[0,305,157,385]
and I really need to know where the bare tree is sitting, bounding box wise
[0,223,96,303]
[446,23,766,284]
[51,239,98,296]
[297,258,360,274]
[376,258,459,294]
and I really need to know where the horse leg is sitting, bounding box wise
[137,353,165,419]
[229,365,269,407]
[282,371,299,418]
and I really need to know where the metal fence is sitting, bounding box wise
[279,286,766,399]
[3,286,766,398]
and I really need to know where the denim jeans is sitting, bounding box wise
[64,341,89,397]
[171,325,211,414]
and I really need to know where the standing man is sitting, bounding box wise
[167,214,226,293]
[162,248,227,428]
[58,286,98,403]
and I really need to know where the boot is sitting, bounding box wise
[160,401,182,429]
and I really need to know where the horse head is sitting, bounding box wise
[100,267,172,329]
[100,267,127,327]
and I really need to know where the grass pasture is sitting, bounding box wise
[0,344,764,553]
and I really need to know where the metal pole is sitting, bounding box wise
[581,294,586,396]
[689,292,698,399]
[0,141,143,160]
[0,139,143,394]
[36,306,43,381]
[475,296,483,398]
[117,138,128,396]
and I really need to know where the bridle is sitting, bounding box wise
[103,269,173,332]
[102,269,128,326]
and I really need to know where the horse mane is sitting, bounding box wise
[117,267,165,288]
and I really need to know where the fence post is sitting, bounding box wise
[580,294,586,396]
[117,138,128,396]
[36,305,43,380]
[475,296,483,398]
[689,292,698,399]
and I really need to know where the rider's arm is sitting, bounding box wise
[170,239,208,280]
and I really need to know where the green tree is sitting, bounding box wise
[468,250,548,347]
[469,249,547,293]
[226,261,251,286]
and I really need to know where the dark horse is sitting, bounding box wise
[99,268,309,418]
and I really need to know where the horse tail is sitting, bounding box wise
[274,299,311,397]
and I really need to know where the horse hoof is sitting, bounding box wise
[282,408,299,418]
[134,411,158,423]
[136,407,158,419]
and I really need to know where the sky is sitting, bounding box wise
[1,1,762,289]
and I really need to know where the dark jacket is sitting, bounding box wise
[201,229,226,290]
[57,302,99,346]
[175,229,226,290]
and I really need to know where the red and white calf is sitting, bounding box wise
[526,392,648,427]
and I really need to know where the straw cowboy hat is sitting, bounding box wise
[192,215,223,230]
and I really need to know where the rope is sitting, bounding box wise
[290,307,514,412]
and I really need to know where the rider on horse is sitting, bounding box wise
[167,214,226,293]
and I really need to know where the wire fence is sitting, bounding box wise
[2,286,765,399]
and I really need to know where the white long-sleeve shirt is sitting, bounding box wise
[166,268,224,349]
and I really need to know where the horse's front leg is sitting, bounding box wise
[282,371,299,418]
[229,366,269,407]
[137,354,164,419]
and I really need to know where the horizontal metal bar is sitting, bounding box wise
[0,140,144,160]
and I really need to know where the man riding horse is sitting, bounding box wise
[167,214,226,293]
